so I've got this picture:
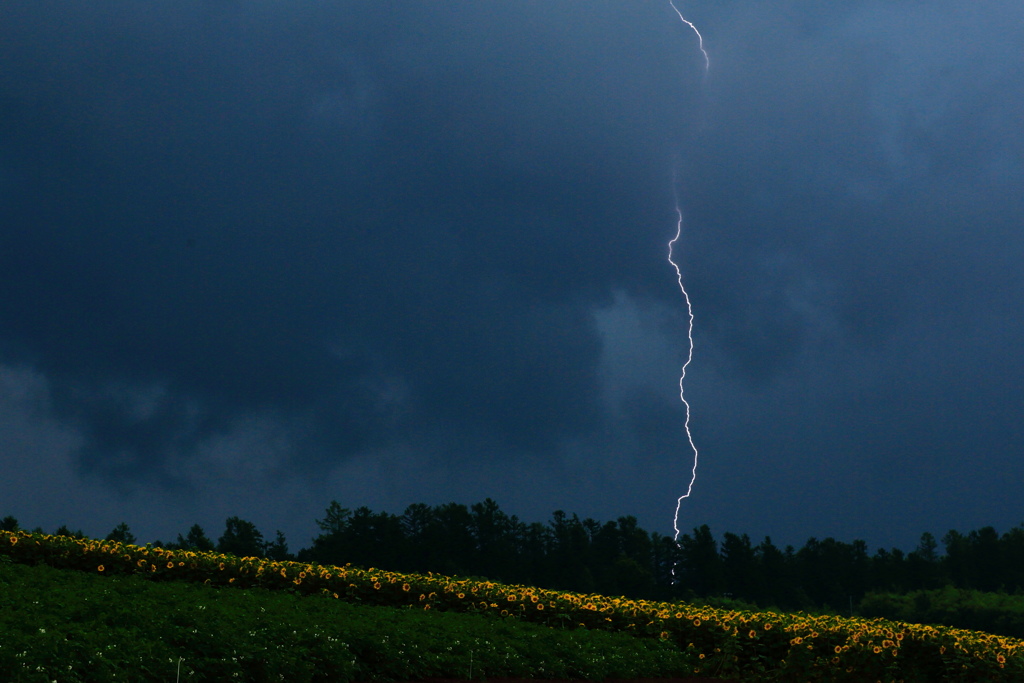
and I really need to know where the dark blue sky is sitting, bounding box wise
[2,1,1022,554]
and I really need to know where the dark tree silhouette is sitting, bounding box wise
[105,522,136,544]
[1000,526,1024,590]
[470,498,518,581]
[677,524,722,597]
[969,526,1001,592]
[176,523,215,552]
[720,532,757,601]
[217,516,266,558]
[906,532,942,590]
[942,530,973,588]
[266,530,292,561]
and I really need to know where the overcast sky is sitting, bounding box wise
[2,1,1022,554]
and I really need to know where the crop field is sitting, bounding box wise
[3,530,1023,681]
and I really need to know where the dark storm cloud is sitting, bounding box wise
[2,1,1023,551]
[0,1,697,481]
[680,2,1024,381]
[669,1,1024,546]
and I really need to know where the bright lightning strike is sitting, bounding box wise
[665,1,706,544]
[668,0,710,74]
[668,191,699,543]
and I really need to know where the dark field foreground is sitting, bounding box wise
[5,531,1024,682]
[408,679,738,683]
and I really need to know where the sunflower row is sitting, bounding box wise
[4,530,1023,681]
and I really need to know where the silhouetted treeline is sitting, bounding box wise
[293,500,1024,612]
[7,502,1024,615]
[661,524,1024,612]
[296,499,673,599]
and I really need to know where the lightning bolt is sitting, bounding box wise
[665,1,706,544]
[668,0,709,74]
[668,186,699,543]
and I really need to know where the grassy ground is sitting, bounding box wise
[0,558,700,682]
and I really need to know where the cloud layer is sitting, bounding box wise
[1,1,1022,549]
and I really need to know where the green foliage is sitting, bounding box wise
[0,559,697,682]
[861,586,1024,639]
[3,529,1024,682]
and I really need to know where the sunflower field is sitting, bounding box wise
[3,529,1023,682]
